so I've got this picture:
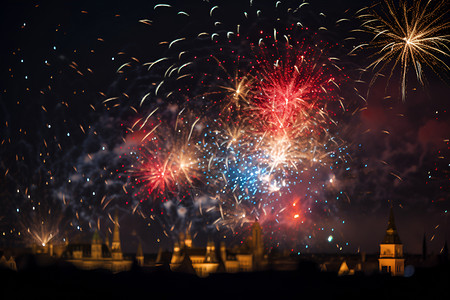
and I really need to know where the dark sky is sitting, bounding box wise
[0,0,449,255]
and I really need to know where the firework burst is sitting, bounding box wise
[106,0,358,250]
[355,0,450,100]
[132,112,203,197]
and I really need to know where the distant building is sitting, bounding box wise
[0,255,17,271]
[31,241,67,257]
[169,221,267,277]
[338,260,358,276]
[378,206,404,276]
[317,252,378,275]
[64,211,133,273]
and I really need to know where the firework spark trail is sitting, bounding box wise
[0,0,371,252]
[132,39,345,233]
[131,112,203,197]
[1,0,446,254]
[122,111,228,237]
[12,177,72,247]
[355,0,450,100]
[103,0,359,249]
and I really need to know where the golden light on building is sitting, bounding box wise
[378,206,404,276]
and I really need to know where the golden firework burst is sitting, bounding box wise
[355,0,450,100]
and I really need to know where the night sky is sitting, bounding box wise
[0,0,449,255]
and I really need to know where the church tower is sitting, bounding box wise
[171,241,183,265]
[204,238,217,263]
[91,231,102,260]
[185,230,192,248]
[378,206,404,276]
[111,210,123,260]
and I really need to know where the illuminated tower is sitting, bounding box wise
[204,238,217,263]
[111,210,123,260]
[378,206,404,276]
[185,230,192,248]
[170,241,183,265]
[220,241,227,263]
[91,231,102,260]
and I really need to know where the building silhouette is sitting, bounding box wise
[0,255,17,271]
[378,206,404,276]
[64,210,132,272]
[169,220,267,277]
[23,204,450,278]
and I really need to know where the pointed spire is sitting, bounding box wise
[92,230,102,244]
[111,209,123,260]
[91,230,103,259]
[111,209,121,252]
[382,206,402,244]
[185,228,192,248]
[386,205,397,231]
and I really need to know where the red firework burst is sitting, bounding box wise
[251,41,339,137]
